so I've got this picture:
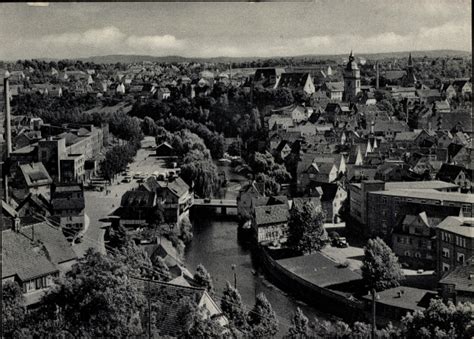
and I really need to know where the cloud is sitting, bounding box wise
[126,34,185,52]
[41,26,126,48]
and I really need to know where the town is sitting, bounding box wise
[1,2,473,338]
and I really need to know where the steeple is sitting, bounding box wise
[408,53,413,67]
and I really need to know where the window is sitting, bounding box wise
[415,252,421,258]
[404,251,411,257]
[442,248,450,258]
[457,253,465,264]
[442,263,450,272]
[462,205,471,215]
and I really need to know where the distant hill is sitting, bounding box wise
[77,50,471,64]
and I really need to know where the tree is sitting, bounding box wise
[247,293,279,337]
[193,264,214,296]
[180,160,219,198]
[401,299,474,339]
[221,282,247,331]
[288,307,309,338]
[37,249,147,337]
[176,297,224,338]
[361,237,403,291]
[227,141,241,157]
[287,201,326,254]
[2,281,26,336]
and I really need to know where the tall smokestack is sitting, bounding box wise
[375,62,379,90]
[4,71,12,157]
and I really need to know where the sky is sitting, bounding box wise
[0,1,471,60]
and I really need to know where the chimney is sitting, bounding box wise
[13,216,21,232]
[375,62,379,90]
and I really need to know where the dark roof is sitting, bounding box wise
[292,197,322,211]
[436,163,471,182]
[383,70,406,80]
[121,190,156,208]
[439,262,474,293]
[277,252,361,288]
[416,89,441,98]
[21,222,77,264]
[51,184,85,211]
[277,72,311,90]
[254,204,289,226]
[2,227,59,281]
[363,286,437,311]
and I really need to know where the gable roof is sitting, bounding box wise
[121,190,156,208]
[436,164,471,182]
[277,72,311,90]
[2,227,59,281]
[439,262,474,293]
[254,204,289,226]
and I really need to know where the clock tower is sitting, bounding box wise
[343,51,361,102]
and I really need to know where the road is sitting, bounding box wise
[73,138,159,257]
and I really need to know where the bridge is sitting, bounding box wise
[192,199,237,215]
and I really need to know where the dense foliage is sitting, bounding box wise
[287,200,326,254]
[361,237,403,291]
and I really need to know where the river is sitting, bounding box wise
[184,164,333,336]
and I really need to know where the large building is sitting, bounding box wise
[343,51,361,102]
[436,216,474,277]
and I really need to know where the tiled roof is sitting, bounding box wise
[277,72,311,90]
[21,222,77,265]
[121,190,156,208]
[165,177,190,197]
[436,164,470,182]
[254,204,289,226]
[371,189,474,204]
[439,262,474,293]
[2,228,59,281]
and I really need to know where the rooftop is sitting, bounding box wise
[439,262,474,293]
[370,189,474,204]
[362,286,437,311]
[436,216,474,238]
[277,252,361,288]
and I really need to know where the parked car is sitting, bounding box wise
[74,235,83,244]
[133,172,142,179]
[122,176,132,183]
[332,237,348,248]
[204,197,211,203]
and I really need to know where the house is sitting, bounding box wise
[452,79,472,96]
[14,130,42,149]
[309,183,347,223]
[253,68,285,89]
[324,82,344,101]
[276,72,315,95]
[2,221,78,306]
[15,193,52,223]
[432,100,450,114]
[267,114,294,131]
[436,216,474,278]
[14,162,52,200]
[438,260,474,304]
[141,176,194,224]
[155,142,176,158]
[436,164,472,193]
[440,83,457,99]
[157,87,171,100]
[237,181,265,224]
[391,212,442,269]
[416,89,441,105]
[115,190,158,228]
[135,279,228,337]
[50,183,85,241]
[251,196,289,245]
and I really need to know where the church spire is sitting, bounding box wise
[408,53,413,67]
[349,50,354,62]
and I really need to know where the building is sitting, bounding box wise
[436,216,474,277]
[362,287,437,326]
[14,162,52,200]
[391,212,442,269]
[436,164,472,193]
[366,188,473,241]
[115,190,158,228]
[50,183,86,241]
[2,221,78,306]
[237,181,265,223]
[343,52,361,102]
[60,153,85,183]
[438,261,474,303]
[276,72,315,95]
[251,196,289,245]
[155,142,175,157]
[349,180,460,226]
[139,176,193,224]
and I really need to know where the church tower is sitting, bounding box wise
[403,53,417,87]
[343,51,361,102]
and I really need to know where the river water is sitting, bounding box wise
[184,164,332,336]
